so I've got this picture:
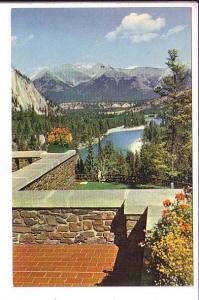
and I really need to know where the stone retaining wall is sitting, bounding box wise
[23,155,78,190]
[12,158,40,172]
[13,208,141,245]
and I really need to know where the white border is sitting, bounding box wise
[0,2,198,300]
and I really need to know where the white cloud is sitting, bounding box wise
[11,34,34,46]
[130,32,159,43]
[105,12,165,43]
[161,25,187,39]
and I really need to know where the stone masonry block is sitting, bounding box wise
[67,214,78,222]
[48,232,63,240]
[19,233,35,243]
[13,210,20,219]
[57,225,69,232]
[105,220,112,226]
[24,218,38,226]
[102,212,115,220]
[80,231,95,238]
[20,211,37,218]
[13,218,23,225]
[47,216,57,226]
[103,232,114,242]
[31,225,54,232]
[50,209,61,214]
[96,232,103,236]
[83,214,102,220]
[69,222,83,232]
[92,220,103,226]
[13,226,31,233]
[38,210,49,215]
[93,225,105,232]
[36,233,48,240]
[60,238,74,244]
[104,226,111,231]
[56,216,67,224]
[83,220,93,231]
[63,232,76,238]
[13,233,19,243]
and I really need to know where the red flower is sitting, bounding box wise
[175,192,185,201]
[163,199,172,207]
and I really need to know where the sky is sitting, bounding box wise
[11,7,192,76]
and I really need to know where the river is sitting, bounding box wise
[79,118,162,161]
[79,126,144,160]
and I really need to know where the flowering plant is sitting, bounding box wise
[144,189,193,286]
[163,199,172,207]
[47,127,72,147]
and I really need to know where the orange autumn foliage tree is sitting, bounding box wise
[47,127,72,146]
[145,189,193,286]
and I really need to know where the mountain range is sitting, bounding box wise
[12,63,192,113]
[32,64,169,103]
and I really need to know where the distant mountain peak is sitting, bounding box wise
[30,63,191,103]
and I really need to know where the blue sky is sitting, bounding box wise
[11,7,192,76]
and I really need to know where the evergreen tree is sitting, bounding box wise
[84,140,95,179]
[134,150,141,182]
[126,151,135,177]
[154,49,190,185]
[98,137,102,159]
[115,152,128,176]
[76,158,85,175]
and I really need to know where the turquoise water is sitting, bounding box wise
[79,118,162,160]
[79,128,144,160]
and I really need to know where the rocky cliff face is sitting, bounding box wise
[12,67,54,115]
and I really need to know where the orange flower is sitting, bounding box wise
[181,223,192,233]
[178,204,189,209]
[48,127,72,144]
[175,192,185,201]
[177,218,184,225]
[162,209,171,217]
[163,199,172,207]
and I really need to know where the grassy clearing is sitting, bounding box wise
[75,181,166,190]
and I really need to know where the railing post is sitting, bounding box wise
[171,182,174,189]
[15,158,20,170]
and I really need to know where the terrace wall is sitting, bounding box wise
[23,155,78,190]
[13,208,142,245]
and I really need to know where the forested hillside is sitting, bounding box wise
[12,109,145,151]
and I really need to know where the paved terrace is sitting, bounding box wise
[13,244,119,287]
[13,151,181,287]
